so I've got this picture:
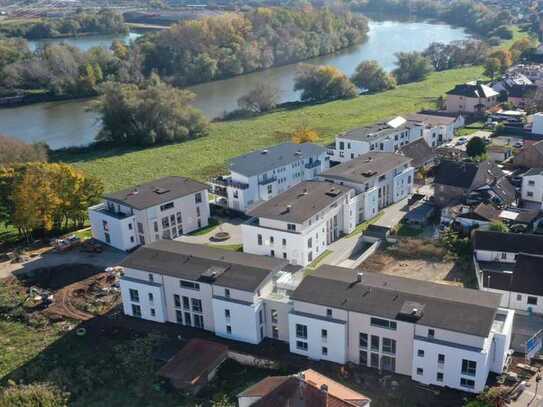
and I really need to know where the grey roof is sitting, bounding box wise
[434,160,506,190]
[321,152,412,185]
[399,139,436,168]
[446,82,499,98]
[406,113,457,127]
[291,265,501,337]
[524,168,543,176]
[338,119,410,143]
[248,181,351,224]
[104,176,207,210]
[482,254,543,296]
[120,240,288,291]
[473,231,543,255]
[229,143,326,177]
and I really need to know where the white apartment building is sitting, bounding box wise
[208,143,329,213]
[521,168,543,210]
[88,176,210,251]
[119,240,290,344]
[288,265,514,394]
[405,112,460,148]
[319,152,414,222]
[473,230,543,314]
[241,181,358,266]
[119,241,513,395]
[327,116,421,164]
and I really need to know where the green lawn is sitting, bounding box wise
[396,224,424,237]
[347,212,384,238]
[189,218,222,236]
[55,66,485,193]
[206,243,243,252]
[305,249,333,271]
[456,121,486,138]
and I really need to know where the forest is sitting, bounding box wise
[0,9,127,39]
[137,7,369,86]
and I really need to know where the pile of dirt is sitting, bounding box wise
[19,264,103,290]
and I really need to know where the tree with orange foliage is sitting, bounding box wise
[291,127,320,144]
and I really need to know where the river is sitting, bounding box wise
[0,20,469,149]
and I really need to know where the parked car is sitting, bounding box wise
[456,137,467,145]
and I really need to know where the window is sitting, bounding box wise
[148,293,154,302]
[154,221,159,232]
[438,354,445,365]
[150,308,156,317]
[308,252,313,262]
[428,329,435,338]
[517,294,522,301]
[160,202,174,211]
[176,310,183,323]
[130,236,134,243]
[270,236,274,244]
[182,296,190,310]
[225,309,230,320]
[381,355,396,372]
[282,238,287,246]
[271,309,278,324]
[529,180,535,186]
[102,220,109,232]
[370,317,397,330]
[180,280,200,290]
[296,341,308,351]
[226,325,232,335]
[128,223,133,230]
[270,249,275,257]
[283,252,287,259]
[129,289,139,302]
[176,212,182,224]
[370,353,379,368]
[258,234,263,245]
[267,184,273,194]
[162,217,169,228]
[307,238,312,249]
[272,326,279,339]
[259,310,263,325]
[131,304,141,317]
[174,294,181,308]
[359,333,368,349]
[382,338,396,355]
[148,273,154,282]
[371,335,379,351]
[339,141,345,150]
[296,324,308,339]
[460,378,475,389]
[321,329,328,341]
[326,308,332,318]
[225,288,230,298]
[528,296,538,305]
[194,314,203,328]
[191,298,202,313]
[137,222,144,234]
[437,372,444,382]
[184,312,191,326]
[416,368,423,376]
[322,347,328,356]
[287,224,296,232]
[359,351,367,365]
[196,206,201,217]
[417,349,425,357]
[461,360,477,377]
[170,214,176,225]
[195,193,202,204]
[105,232,111,243]
[162,229,171,240]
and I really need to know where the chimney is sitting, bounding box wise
[320,384,328,393]
[357,272,363,283]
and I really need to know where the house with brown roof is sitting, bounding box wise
[238,369,371,407]
[513,139,543,169]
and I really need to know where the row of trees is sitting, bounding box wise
[0,9,127,39]
[138,7,369,86]
[0,134,47,165]
[483,37,537,79]
[0,163,103,242]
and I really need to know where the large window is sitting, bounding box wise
[528,296,538,305]
[287,224,296,232]
[182,296,190,310]
[296,324,307,339]
[191,298,202,313]
[296,341,308,351]
[382,338,396,355]
[460,378,475,389]
[271,309,278,324]
[370,353,379,368]
[195,192,202,204]
[359,333,368,349]
[160,202,174,211]
[461,360,477,377]
[194,314,204,328]
[174,294,181,308]
[131,304,141,317]
[370,317,397,330]
[371,335,379,351]
[129,289,139,302]
[359,351,367,366]
[258,234,263,245]
[180,280,200,290]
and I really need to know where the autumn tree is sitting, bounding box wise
[292,127,319,144]
[483,58,501,80]
[487,49,513,74]
[351,60,396,93]
[0,134,47,165]
[237,83,279,113]
[510,37,537,62]
[294,64,357,102]
[392,51,433,84]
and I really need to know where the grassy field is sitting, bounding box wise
[55,66,485,193]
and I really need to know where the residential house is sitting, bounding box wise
[491,72,536,109]
[445,82,499,114]
[433,160,516,208]
[88,176,209,251]
[508,64,543,87]
[506,84,537,110]
[492,72,534,95]
[405,112,459,148]
[399,138,437,171]
[241,181,357,266]
[208,143,329,213]
[288,266,514,394]
[327,116,420,164]
[513,139,543,168]
[473,230,543,313]
[119,240,289,344]
[521,168,543,210]
[238,369,371,407]
[319,152,414,220]
[453,203,540,232]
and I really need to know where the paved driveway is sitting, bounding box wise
[373,198,409,229]
[178,218,243,247]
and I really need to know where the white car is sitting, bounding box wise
[456,137,467,145]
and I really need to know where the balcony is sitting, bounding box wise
[305,159,321,169]
[210,176,249,190]
[258,176,277,186]
[89,203,132,220]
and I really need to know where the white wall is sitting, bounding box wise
[212,297,264,344]
[120,277,166,323]
[475,249,517,263]
[521,174,543,207]
[89,204,138,251]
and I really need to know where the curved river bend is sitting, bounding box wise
[0,20,469,149]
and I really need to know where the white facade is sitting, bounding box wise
[210,145,329,213]
[521,171,543,210]
[288,297,514,394]
[89,189,210,251]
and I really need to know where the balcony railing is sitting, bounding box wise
[89,203,132,220]
[210,176,249,190]
[258,176,277,186]
[305,159,321,169]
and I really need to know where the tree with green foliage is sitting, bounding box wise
[489,221,509,233]
[392,51,433,84]
[351,60,396,93]
[466,136,487,158]
[294,64,357,102]
[483,57,501,80]
[95,77,208,146]
[237,84,279,113]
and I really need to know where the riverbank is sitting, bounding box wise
[54,65,485,192]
